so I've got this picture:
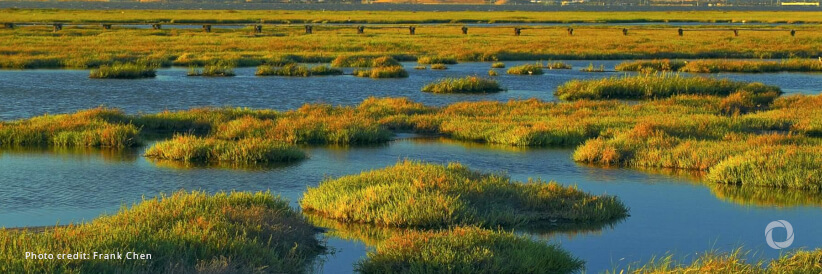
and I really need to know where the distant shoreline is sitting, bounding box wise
[1,2,821,11]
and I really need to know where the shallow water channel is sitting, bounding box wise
[1,61,821,272]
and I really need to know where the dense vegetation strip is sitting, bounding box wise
[301,160,628,228]
[2,24,820,69]
[555,73,781,100]
[421,76,503,94]
[89,63,156,79]
[144,135,306,163]
[356,227,583,274]
[613,247,822,273]
[616,59,822,73]
[0,190,325,273]
[4,93,821,189]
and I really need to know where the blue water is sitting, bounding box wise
[1,60,820,120]
[1,63,821,272]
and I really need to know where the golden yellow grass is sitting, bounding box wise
[1,24,819,68]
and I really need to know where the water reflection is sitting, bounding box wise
[710,184,822,208]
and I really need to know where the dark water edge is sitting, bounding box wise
[2,2,822,12]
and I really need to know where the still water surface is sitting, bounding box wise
[1,62,821,272]
[1,138,820,272]
[1,60,820,120]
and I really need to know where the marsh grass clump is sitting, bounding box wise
[414,65,426,70]
[488,69,498,76]
[555,73,782,100]
[309,65,343,76]
[491,62,505,68]
[256,64,342,77]
[353,66,409,78]
[544,61,572,69]
[430,63,447,70]
[421,76,503,94]
[615,59,687,72]
[256,64,310,77]
[89,63,156,79]
[331,55,400,68]
[0,190,325,273]
[617,59,822,73]
[301,160,628,228]
[356,227,584,274]
[188,63,236,77]
[680,59,822,73]
[580,63,606,72]
[707,146,822,190]
[615,248,822,274]
[417,56,458,65]
[506,63,544,75]
[144,135,306,163]
[0,108,138,148]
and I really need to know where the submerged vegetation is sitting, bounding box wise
[580,63,606,72]
[89,63,156,79]
[555,73,782,100]
[421,76,503,94]
[0,190,325,273]
[430,63,448,70]
[301,160,628,228]
[357,227,584,274]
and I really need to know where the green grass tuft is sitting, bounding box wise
[144,135,306,163]
[356,227,584,274]
[89,63,156,79]
[0,190,325,273]
[301,160,628,228]
[555,73,782,101]
[417,56,458,65]
[353,66,409,78]
[188,63,236,77]
[506,63,544,75]
[421,76,504,94]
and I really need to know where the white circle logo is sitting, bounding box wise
[765,220,794,250]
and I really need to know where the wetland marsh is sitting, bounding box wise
[2,8,822,274]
